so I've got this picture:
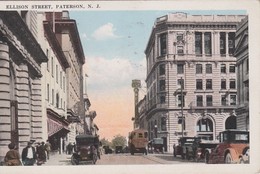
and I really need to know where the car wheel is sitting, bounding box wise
[225,153,233,164]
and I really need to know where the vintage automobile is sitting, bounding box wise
[149,138,164,153]
[103,146,113,154]
[115,146,123,154]
[173,137,201,160]
[208,130,249,164]
[128,129,148,155]
[71,134,100,165]
[194,140,219,163]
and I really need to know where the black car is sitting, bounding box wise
[115,146,123,154]
[71,134,99,165]
[103,146,113,154]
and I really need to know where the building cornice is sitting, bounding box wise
[55,20,85,65]
[43,21,70,70]
[0,11,47,77]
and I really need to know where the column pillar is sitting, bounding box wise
[0,39,11,159]
[226,32,229,57]
[202,32,205,56]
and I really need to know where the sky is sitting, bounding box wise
[70,10,246,141]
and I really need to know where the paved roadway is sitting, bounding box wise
[42,152,205,166]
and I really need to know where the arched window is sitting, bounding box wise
[225,116,237,129]
[196,118,214,140]
[197,118,213,132]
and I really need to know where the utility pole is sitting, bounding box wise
[180,77,184,138]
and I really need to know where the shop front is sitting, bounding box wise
[47,109,70,153]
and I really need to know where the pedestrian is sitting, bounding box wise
[44,140,51,160]
[36,142,47,165]
[22,141,37,166]
[4,143,22,166]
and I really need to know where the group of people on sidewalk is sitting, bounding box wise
[3,140,51,166]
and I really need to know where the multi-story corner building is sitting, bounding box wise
[234,16,249,131]
[0,11,47,159]
[45,11,86,146]
[144,12,246,152]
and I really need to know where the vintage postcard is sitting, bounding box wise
[0,0,259,174]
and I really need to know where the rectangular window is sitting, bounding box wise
[178,95,185,107]
[177,64,184,74]
[161,117,167,131]
[52,89,54,105]
[206,95,213,106]
[56,65,58,83]
[51,57,54,77]
[230,79,236,89]
[204,32,212,55]
[159,64,165,76]
[206,64,212,74]
[196,64,203,74]
[220,32,226,56]
[160,33,167,56]
[228,32,235,55]
[177,79,184,89]
[178,117,185,131]
[159,80,166,91]
[60,71,62,88]
[195,32,202,56]
[197,95,203,106]
[46,49,49,71]
[221,64,226,73]
[229,64,236,73]
[221,79,226,90]
[63,76,65,92]
[206,79,212,90]
[160,95,166,104]
[47,84,49,101]
[230,95,236,105]
[177,46,184,55]
[196,79,203,90]
[221,95,227,106]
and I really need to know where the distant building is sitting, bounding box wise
[0,11,47,158]
[144,12,246,152]
[234,16,249,130]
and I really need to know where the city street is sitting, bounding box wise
[42,152,205,166]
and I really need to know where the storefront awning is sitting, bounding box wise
[47,108,70,137]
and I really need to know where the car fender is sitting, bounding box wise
[224,148,239,162]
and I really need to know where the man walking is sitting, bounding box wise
[22,141,36,166]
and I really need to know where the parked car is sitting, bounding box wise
[71,134,100,165]
[239,147,249,164]
[208,130,249,164]
[103,146,113,154]
[115,146,123,154]
[149,138,164,153]
[195,140,219,163]
[173,137,201,160]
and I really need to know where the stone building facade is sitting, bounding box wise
[45,11,86,145]
[144,12,246,152]
[234,16,249,131]
[0,11,47,158]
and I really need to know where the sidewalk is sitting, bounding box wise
[42,152,72,166]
